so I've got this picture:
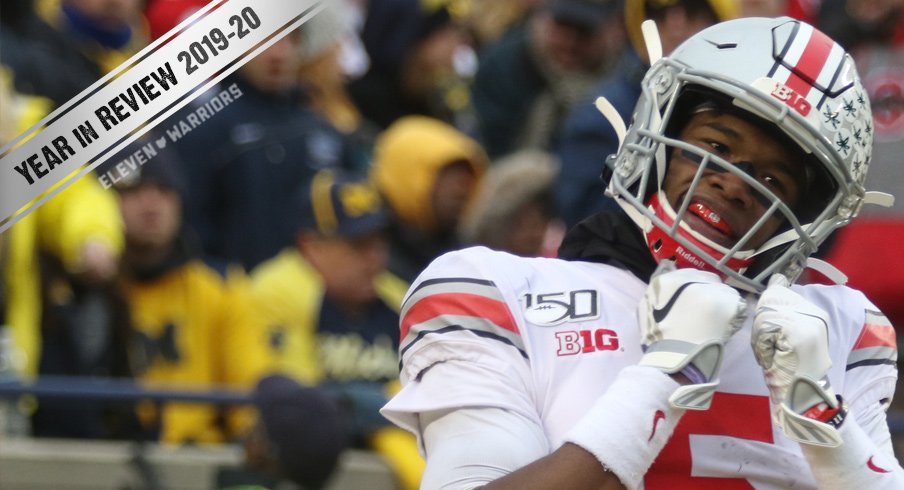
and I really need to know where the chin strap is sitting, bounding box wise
[803,190,894,285]
[805,258,848,285]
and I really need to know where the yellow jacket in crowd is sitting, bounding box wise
[124,263,270,444]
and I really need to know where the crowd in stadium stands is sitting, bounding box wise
[1,0,904,488]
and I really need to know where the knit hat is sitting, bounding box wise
[459,150,559,249]
[104,137,187,196]
[253,374,346,488]
[359,0,456,74]
[297,1,350,64]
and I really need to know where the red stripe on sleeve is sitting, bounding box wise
[853,322,897,350]
[400,292,519,340]
[786,28,833,97]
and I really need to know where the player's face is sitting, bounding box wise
[663,111,805,250]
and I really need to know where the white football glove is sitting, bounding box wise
[639,261,747,410]
[752,274,843,447]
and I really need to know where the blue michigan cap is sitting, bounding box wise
[294,169,388,237]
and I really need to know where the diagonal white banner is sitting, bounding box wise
[0,0,327,233]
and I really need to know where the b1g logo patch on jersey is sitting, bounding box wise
[555,328,620,356]
[522,290,599,326]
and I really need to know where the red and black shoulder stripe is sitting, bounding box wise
[399,277,526,362]
[847,309,897,371]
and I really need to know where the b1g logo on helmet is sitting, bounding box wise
[770,81,812,117]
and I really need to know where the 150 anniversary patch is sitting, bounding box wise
[522,290,599,326]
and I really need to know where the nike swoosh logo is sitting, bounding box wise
[648,410,666,442]
[868,455,891,473]
[652,282,699,323]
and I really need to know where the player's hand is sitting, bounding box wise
[752,274,844,447]
[638,261,747,410]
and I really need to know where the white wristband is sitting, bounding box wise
[563,365,685,490]
[802,421,904,489]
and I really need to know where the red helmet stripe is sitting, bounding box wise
[786,27,834,99]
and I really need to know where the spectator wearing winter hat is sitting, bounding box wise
[217,374,347,490]
[459,150,562,257]
[111,140,270,444]
[250,169,423,490]
[348,0,478,131]
[296,0,377,172]
[371,116,488,282]
[42,0,149,85]
[296,0,367,133]
[471,0,626,159]
[0,0,148,108]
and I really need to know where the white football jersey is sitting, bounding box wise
[383,246,898,489]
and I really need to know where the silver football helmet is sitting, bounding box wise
[606,16,891,292]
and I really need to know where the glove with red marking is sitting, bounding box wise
[752,274,844,447]
[638,261,748,410]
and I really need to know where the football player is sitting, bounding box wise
[382,17,902,490]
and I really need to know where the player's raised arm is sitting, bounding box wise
[753,275,904,489]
